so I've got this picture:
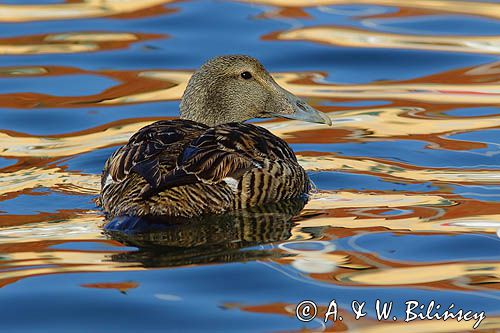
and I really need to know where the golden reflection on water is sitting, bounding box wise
[336,262,500,286]
[0,32,164,55]
[0,0,177,22]
[298,155,500,184]
[0,213,130,287]
[269,26,500,55]
[0,167,99,196]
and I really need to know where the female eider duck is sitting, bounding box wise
[100,55,331,218]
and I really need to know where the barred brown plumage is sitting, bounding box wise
[99,55,331,218]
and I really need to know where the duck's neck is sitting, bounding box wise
[179,85,239,127]
[180,73,220,126]
[180,102,231,127]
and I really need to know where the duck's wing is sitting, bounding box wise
[103,121,297,200]
[102,119,208,193]
[149,122,298,197]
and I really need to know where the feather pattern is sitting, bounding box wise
[100,120,310,218]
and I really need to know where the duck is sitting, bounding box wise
[99,55,331,218]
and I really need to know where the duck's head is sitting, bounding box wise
[180,55,332,127]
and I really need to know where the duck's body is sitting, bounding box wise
[101,120,308,218]
[99,55,331,218]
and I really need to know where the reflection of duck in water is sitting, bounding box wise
[99,55,331,218]
[106,198,313,267]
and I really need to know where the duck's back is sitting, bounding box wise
[100,120,309,218]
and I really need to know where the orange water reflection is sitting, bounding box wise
[0,32,164,55]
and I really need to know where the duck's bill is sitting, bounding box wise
[273,103,332,126]
[271,90,332,126]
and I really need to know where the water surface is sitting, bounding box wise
[0,0,499,332]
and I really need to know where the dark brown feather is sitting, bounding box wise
[104,119,207,189]
[100,120,309,218]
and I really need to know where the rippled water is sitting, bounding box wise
[0,1,499,332]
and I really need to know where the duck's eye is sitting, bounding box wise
[240,71,252,80]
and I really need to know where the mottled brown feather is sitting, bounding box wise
[100,120,309,218]
[104,119,207,188]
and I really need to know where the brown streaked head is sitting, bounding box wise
[180,55,332,127]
